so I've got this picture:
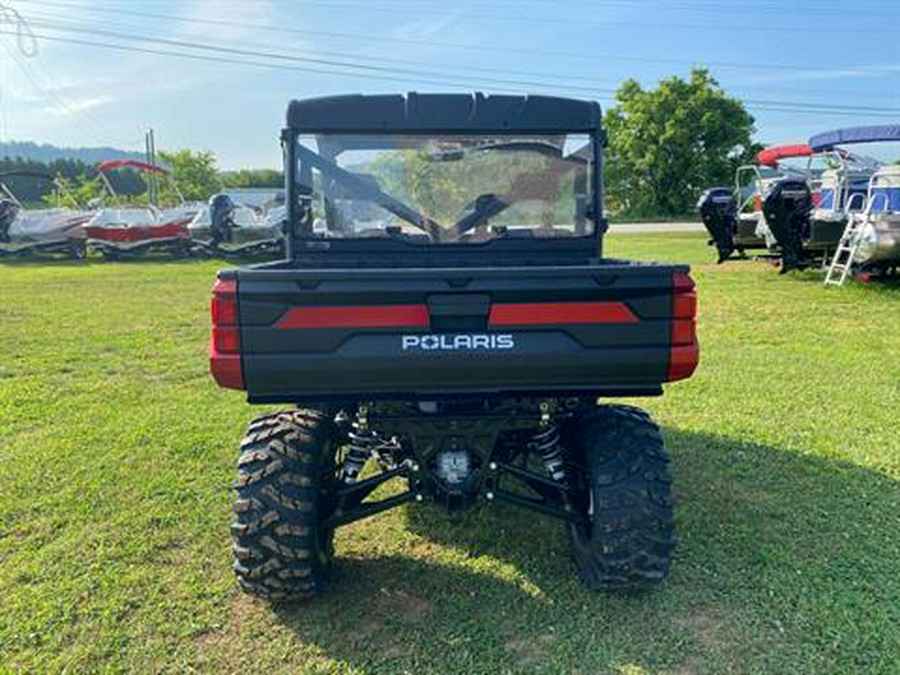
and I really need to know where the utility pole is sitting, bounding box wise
[147,128,158,206]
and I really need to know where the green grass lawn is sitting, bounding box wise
[2,236,899,673]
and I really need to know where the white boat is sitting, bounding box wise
[0,171,92,258]
[188,190,285,256]
[809,125,900,281]
[84,160,200,258]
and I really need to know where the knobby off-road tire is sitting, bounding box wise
[566,405,676,590]
[232,409,336,602]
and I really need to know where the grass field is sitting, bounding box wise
[2,234,899,673]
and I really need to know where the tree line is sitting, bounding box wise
[0,151,283,206]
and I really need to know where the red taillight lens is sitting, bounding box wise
[672,319,695,346]
[673,291,697,319]
[211,278,238,325]
[213,326,240,353]
[210,276,244,390]
[212,296,237,325]
[668,271,699,381]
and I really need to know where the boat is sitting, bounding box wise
[84,160,200,258]
[697,144,812,262]
[759,141,879,269]
[188,189,286,257]
[0,171,92,258]
[809,125,900,282]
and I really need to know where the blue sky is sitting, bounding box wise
[1,0,899,168]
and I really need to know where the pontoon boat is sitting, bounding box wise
[809,125,900,283]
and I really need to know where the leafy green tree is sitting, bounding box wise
[52,174,105,209]
[157,149,222,202]
[220,168,283,189]
[604,68,757,217]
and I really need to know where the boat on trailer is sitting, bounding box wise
[809,125,900,284]
[188,190,285,257]
[0,171,92,259]
[84,160,200,259]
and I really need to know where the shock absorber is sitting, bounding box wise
[342,405,377,484]
[530,402,566,484]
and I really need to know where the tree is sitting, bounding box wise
[220,168,283,189]
[604,68,757,217]
[157,149,221,202]
[51,175,104,208]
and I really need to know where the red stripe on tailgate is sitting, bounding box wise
[276,304,430,329]
[489,301,638,326]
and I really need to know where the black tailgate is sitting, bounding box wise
[225,263,695,402]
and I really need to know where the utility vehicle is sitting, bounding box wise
[210,93,700,601]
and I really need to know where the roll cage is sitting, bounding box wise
[280,93,606,263]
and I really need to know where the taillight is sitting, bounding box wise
[210,276,244,390]
[667,271,699,382]
[213,326,240,353]
[212,294,237,326]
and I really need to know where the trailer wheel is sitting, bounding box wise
[566,405,676,590]
[232,409,337,602]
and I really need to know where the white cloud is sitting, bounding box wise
[737,64,900,86]
[391,13,459,41]
[172,0,281,44]
[42,93,113,116]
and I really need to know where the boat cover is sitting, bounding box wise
[809,125,900,151]
[757,144,812,167]
[5,209,90,243]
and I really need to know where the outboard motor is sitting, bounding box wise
[0,199,20,244]
[697,187,737,263]
[762,178,812,273]
[208,193,236,247]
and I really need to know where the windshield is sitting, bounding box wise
[293,133,594,243]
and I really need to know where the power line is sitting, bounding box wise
[20,4,900,108]
[24,8,899,102]
[3,27,899,122]
[18,0,900,74]
[139,0,900,35]
[20,11,624,89]
[0,28,590,97]
[10,24,613,95]
[0,40,129,146]
[15,17,900,117]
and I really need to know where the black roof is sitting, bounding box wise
[285,92,601,134]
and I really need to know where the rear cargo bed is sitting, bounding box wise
[212,262,698,402]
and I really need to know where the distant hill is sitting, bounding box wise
[0,140,143,164]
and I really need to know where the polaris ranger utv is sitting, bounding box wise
[210,93,700,601]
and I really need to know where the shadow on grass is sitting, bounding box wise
[269,428,900,672]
